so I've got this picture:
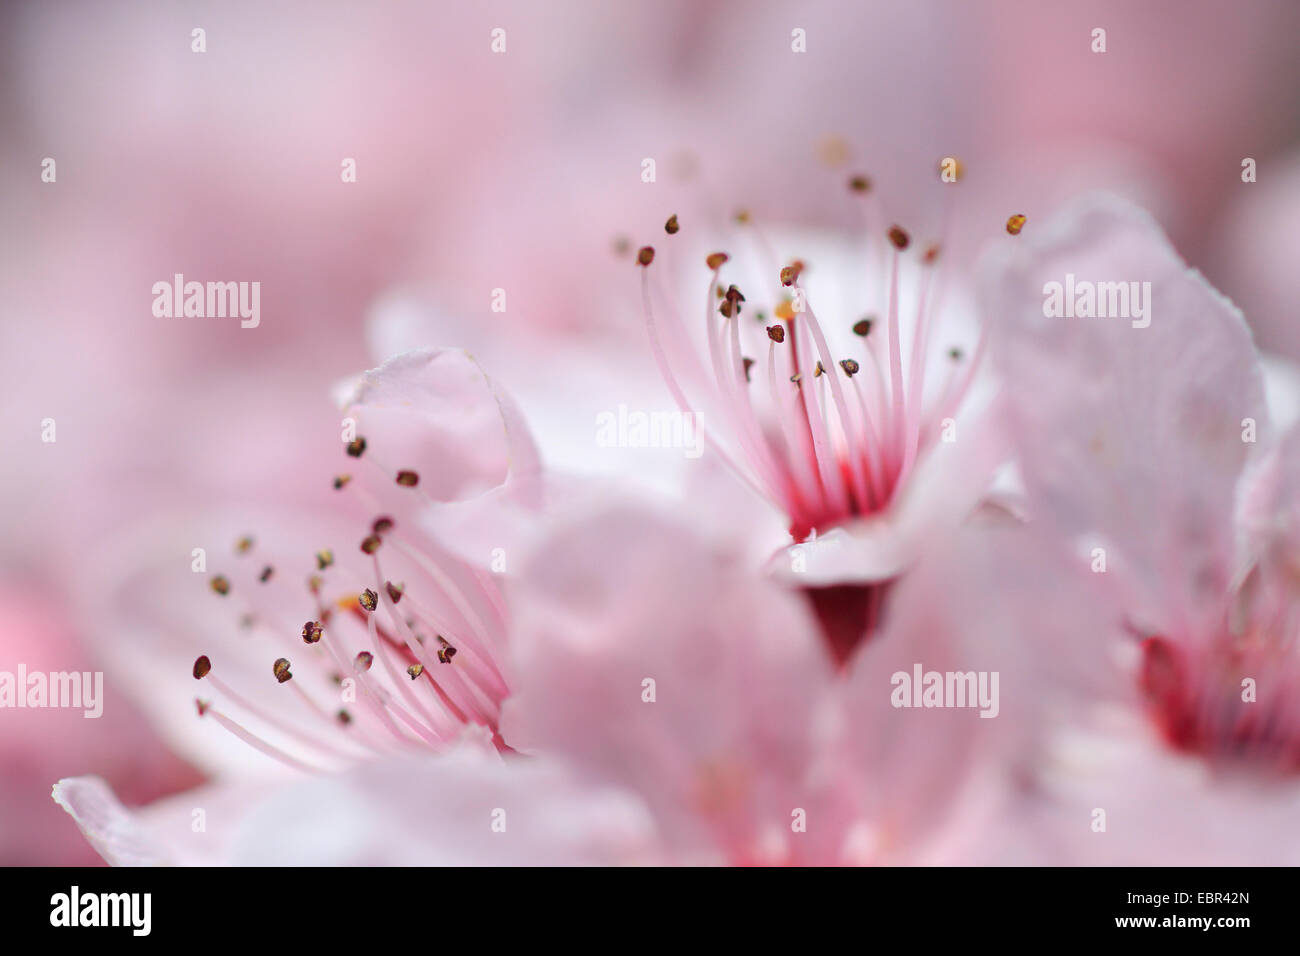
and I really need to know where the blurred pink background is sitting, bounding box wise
[2,0,1299,863]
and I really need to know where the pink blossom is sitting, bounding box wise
[54,350,1018,865]
[978,194,1300,863]
[56,497,1023,866]
[634,209,1007,663]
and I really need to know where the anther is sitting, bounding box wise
[637,246,655,267]
[210,576,230,596]
[407,663,424,680]
[923,244,941,265]
[438,645,458,664]
[336,709,352,726]
[853,317,874,336]
[193,655,211,680]
[359,588,378,612]
[333,475,352,490]
[767,325,786,343]
[840,358,861,377]
[743,357,755,383]
[664,214,679,235]
[346,437,367,458]
[372,516,394,536]
[316,549,335,570]
[719,285,745,318]
[949,347,965,361]
[259,566,274,583]
[814,361,825,378]
[395,470,419,487]
[360,534,382,555]
[848,174,872,193]
[273,658,293,683]
[302,621,323,644]
[1006,214,1027,236]
[196,699,210,717]
[706,252,729,271]
[236,536,254,555]
[888,225,910,250]
[354,651,374,672]
[308,575,323,595]
[385,581,404,604]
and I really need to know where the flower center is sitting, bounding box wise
[191,439,512,772]
[637,182,983,544]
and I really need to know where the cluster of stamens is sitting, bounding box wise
[636,183,1014,542]
[191,434,510,771]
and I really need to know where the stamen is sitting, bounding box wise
[372,516,394,535]
[210,576,230,596]
[360,534,382,555]
[200,704,327,774]
[792,288,870,514]
[638,263,766,501]
[193,655,211,679]
[301,621,323,644]
[359,588,379,612]
[885,231,908,469]
[1005,214,1027,236]
[273,658,293,683]
[373,549,501,721]
[346,437,367,458]
[766,339,822,515]
[315,550,334,571]
[395,470,420,487]
[664,214,679,235]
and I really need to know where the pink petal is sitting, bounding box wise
[341,347,540,504]
[500,501,835,863]
[226,746,658,866]
[835,519,1121,862]
[986,195,1266,627]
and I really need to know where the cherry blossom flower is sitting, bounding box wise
[62,349,536,781]
[634,196,1008,663]
[974,194,1300,863]
[55,495,1033,865]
